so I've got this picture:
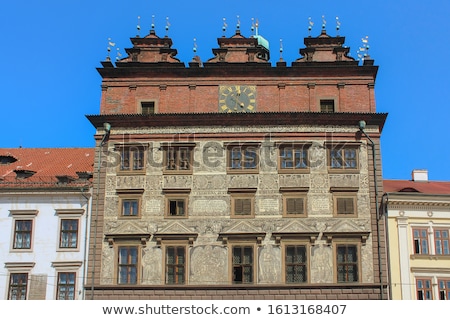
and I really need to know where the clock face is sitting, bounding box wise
[219,85,256,113]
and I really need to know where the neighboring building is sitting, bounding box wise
[383,170,450,300]
[0,148,94,300]
[86,21,388,299]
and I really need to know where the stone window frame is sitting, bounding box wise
[117,189,144,219]
[161,142,196,175]
[228,188,257,219]
[230,242,257,285]
[434,228,450,255]
[139,100,157,114]
[277,142,312,174]
[115,143,148,175]
[333,240,361,283]
[416,277,433,300]
[412,227,430,255]
[319,98,336,113]
[9,210,38,252]
[225,142,260,174]
[281,240,311,284]
[280,187,308,218]
[163,189,190,219]
[331,188,358,218]
[55,209,85,252]
[162,241,189,285]
[325,141,360,173]
[51,261,82,300]
[5,262,35,300]
[116,244,141,285]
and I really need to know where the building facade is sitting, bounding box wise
[0,148,94,300]
[383,170,450,300]
[86,22,388,299]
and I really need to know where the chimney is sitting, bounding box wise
[412,169,428,182]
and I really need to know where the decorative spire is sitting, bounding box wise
[308,17,314,36]
[236,15,240,30]
[106,38,115,61]
[357,36,370,62]
[251,18,255,35]
[336,16,341,36]
[321,15,326,30]
[151,15,155,31]
[165,16,170,37]
[116,48,122,61]
[137,16,141,37]
[279,38,284,61]
[222,17,227,37]
[193,38,197,54]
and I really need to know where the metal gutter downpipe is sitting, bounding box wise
[90,123,111,300]
[358,120,384,300]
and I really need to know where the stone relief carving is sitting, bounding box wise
[259,174,279,190]
[257,197,280,215]
[227,175,258,188]
[191,199,228,215]
[104,197,118,217]
[279,174,309,188]
[329,174,359,188]
[258,244,281,283]
[311,244,333,283]
[163,175,192,188]
[310,174,329,192]
[190,245,227,284]
[101,244,114,284]
[116,175,146,189]
[141,246,162,285]
[145,176,162,190]
[193,175,226,190]
[309,142,326,172]
[309,193,332,215]
[359,143,368,173]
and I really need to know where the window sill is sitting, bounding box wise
[410,254,450,260]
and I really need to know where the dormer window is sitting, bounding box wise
[0,155,18,165]
[56,175,76,184]
[14,170,36,179]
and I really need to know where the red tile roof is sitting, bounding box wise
[383,179,450,195]
[0,148,94,188]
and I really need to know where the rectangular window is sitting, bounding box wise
[119,146,145,172]
[279,146,308,171]
[320,99,335,112]
[329,146,358,170]
[285,245,307,283]
[60,219,78,248]
[56,272,76,300]
[121,199,140,217]
[416,278,433,300]
[333,193,357,217]
[227,145,259,172]
[438,279,450,300]
[141,101,155,114]
[283,195,307,217]
[232,245,254,284]
[434,229,450,255]
[167,199,187,217]
[8,273,28,300]
[118,246,138,284]
[163,146,193,173]
[166,246,186,284]
[13,220,32,249]
[413,228,429,254]
[336,244,358,283]
[230,192,256,218]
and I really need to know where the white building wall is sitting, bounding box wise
[0,191,91,300]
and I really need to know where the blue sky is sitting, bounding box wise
[1,1,450,181]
